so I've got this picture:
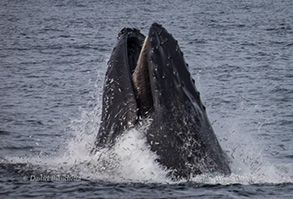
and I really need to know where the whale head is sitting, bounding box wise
[95,23,231,179]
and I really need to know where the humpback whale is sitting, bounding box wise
[95,23,230,180]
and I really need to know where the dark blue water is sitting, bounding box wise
[1,0,292,198]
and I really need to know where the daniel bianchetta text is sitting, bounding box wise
[23,175,81,182]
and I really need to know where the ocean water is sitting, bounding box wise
[0,0,292,198]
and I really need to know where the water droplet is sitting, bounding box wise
[160,38,168,46]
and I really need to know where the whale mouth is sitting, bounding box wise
[130,36,153,118]
[97,22,195,139]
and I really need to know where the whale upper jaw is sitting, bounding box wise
[95,23,231,180]
[147,23,205,112]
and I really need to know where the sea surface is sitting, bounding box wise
[1,0,293,198]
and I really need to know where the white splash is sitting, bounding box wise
[4,76,293,185]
